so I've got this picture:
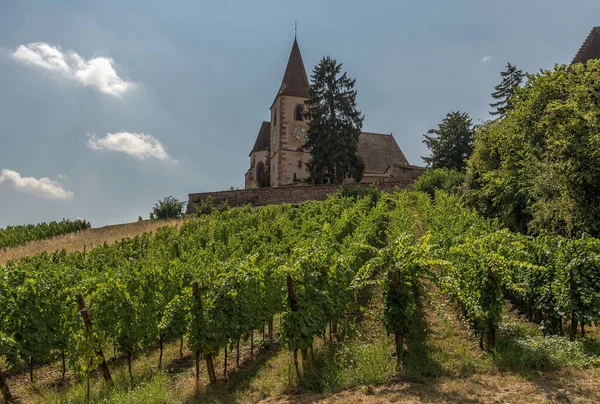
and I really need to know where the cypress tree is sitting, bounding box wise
[489,63,524,117]
[303,56,365,184]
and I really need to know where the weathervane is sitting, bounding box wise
[295,21,297,39]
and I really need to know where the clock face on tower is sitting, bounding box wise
[293,126,307,143]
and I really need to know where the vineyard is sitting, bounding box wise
[0,219,89,250]
[1,190,600,403]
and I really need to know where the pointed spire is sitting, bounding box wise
[275,38,310,99]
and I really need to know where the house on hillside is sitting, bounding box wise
[245,39,424,188]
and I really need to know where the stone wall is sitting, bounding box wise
[187,181,414,213]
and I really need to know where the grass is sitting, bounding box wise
[493,310,600,371]
[0,218,182,265]
[299,336,396,394]
[4,271,600,403]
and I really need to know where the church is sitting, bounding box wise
[245,39,424,188]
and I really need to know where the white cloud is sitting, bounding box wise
[481,56,492,63]
[58,174,68,180]
[0,169,74,200]
[10,42,135,97]
[87,132,173,161]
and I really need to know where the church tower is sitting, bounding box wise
[269,38,311,187]
[244,37,425,189]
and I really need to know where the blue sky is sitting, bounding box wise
[0,0,599,227]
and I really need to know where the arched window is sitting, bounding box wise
[294,104,304,121]
[256,161,266,187]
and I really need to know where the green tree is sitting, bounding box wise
[413,168,465,197]
[422,111,474,171]
[468,60,600,237]
[489,63,524,117]
[151,196,186,220]
[304,56,365,184]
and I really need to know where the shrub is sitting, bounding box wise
[193,196,214,216]
[339,183,381,204]
[467,60,600,236]
[413,168,465,198]
[193,197,231,216]
[150,197,186,220]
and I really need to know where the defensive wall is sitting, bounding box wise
[187,181,415,213]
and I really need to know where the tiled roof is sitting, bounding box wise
[276,39,310,99]
[572,27,600,65]
[250,121,271,155]
[358,132,410,173]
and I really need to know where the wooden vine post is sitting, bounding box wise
[0,370,12,403]
[223,344,228,379]
[268,318,274,341]
[393,272,403,368]
[192,282,216,386]
[76,293,113,385]
[158,334,164,370]
[287,275,308,375]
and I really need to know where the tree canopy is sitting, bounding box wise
[489,63,524,117]
[422,111,474,171]
[467,60,600,237]
[303,56,365,184]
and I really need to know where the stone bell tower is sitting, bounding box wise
[268,38,312,187]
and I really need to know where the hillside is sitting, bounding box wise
[1,191,600,404]
[0,218,182,265]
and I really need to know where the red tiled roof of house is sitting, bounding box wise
[358,132,410,174]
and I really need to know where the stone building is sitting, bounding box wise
[245,39,424,188]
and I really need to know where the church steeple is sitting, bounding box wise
[275,38,310,99]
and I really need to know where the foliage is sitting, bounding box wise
[193,196,215,216]
[304,56,365,184]
[3,189,600,399]
[468,60,600,237]
[150,197,186,220]
[495,323,600,370]
[422,111,474,171]
[193,196,230,217]
[489,63,524,117]
[0,219,89,249]
[339,183,381,202]
[0,191,409,397]
[412,168,465,197]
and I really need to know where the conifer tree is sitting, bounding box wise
[422,111,474,171]
[489,63,524,117]
[303,56,365,184]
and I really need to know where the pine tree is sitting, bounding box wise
[303,56,365,184]
[422,111,474,171]
[489,63,524,117]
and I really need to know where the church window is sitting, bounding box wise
[294,104,304,121]
[298,161,302,168]
[274,108,277,125]
[293,173,298,182]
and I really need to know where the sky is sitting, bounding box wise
[1,0,599,228]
